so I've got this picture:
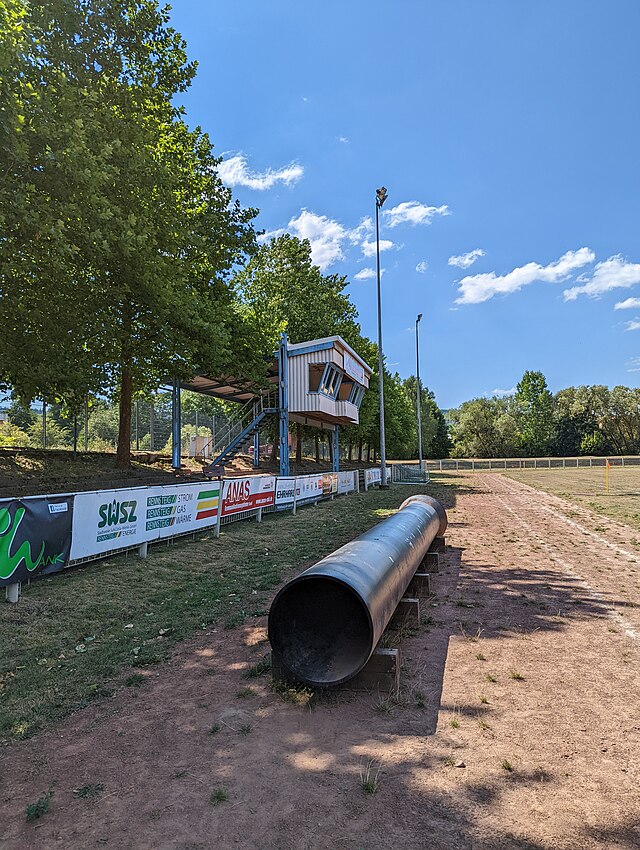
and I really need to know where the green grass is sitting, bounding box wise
[504,467,640,532]
[1,481,459,743]
[209,788,229,806]
[25,789,53,821]
[73,783,104,800]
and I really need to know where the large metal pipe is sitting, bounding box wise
[268,494,447,687]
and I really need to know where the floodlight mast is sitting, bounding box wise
[416,313,423,469]
[375,186,389,487]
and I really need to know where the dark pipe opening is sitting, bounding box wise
[268,576,372,686]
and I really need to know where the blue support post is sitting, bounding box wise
[171,377,181,469]
[253,402,260,468]
[278,334,290,477]
[332,426,339,473]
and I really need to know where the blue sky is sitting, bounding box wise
[168,1,640,409]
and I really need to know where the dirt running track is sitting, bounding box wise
[1,473,639,850]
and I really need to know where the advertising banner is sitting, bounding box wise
[71,482,224,559]
[221,476,275,517]
[297,474,324,502]
[0,496,74,586]
[365,467,382,486]
[322,472,338,496]
[275,477,299,507]
[337,470,356,494]
[71,487,150,559]
[147,483,221,538]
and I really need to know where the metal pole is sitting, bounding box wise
[149,402,154,451]
[171,377,181,469]
[375,188,388,487]
[416,313,423,469]
[42,399,47,448]
[84,395,89,452]
[135,400,139,451]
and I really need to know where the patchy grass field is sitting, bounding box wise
[0,480,457,743]
[504,465,640,532]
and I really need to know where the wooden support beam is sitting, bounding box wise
[429,536,446,553]
[388,597,420,630]
[345,648,400,693]
[406,572,431,597]
[421,551,439,573]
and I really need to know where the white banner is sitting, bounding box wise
[71,482,223,559]
[343,351,365,385]
[71,487,151,559]
[148,482,221,538]
[275,477,299,506]
[365,467,382,486]
[297,474,324,502]
[221,475,275,516]
[337,470,356,494]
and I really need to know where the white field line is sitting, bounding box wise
[495,475,640,564]
[491,490,638,644]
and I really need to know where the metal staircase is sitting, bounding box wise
[202,393,278,475]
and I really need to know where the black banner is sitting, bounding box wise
[0,496,74,587]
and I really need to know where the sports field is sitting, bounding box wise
[504,465,640,533]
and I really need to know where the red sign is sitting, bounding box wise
[221,476,275,517]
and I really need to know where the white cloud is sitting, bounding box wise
[349,216,374,243]
[354,268,375,280]
[286,210,348,270]
[338,136,349,144]
[416,261,429,274]
[448,249,485,269]
[218,153,303,191]
[455,248,595,306]
[625,319,640,332]
[354,267,383,280]
[491,387,516,397]
[627,357,640,372]
[361,239,394,258]
[383,201,450,228]
[615,297,640,310]
[563,256,640,301]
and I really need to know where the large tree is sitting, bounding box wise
[0,1,258,467]
[514,370,556,457]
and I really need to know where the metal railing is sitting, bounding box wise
[425,455,640,471]
[203,391,278,461]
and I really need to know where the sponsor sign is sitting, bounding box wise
[221,476,275,516]
[146,484,221,538]
[322,472,338,496]
[72,483,224,558]
[275,477,299,506]
[365,467,382,486]
[343,351,365,386]
[297,474,324,502]
[337,470,356,494]
[71,488,149,559]
[0,496,74,586]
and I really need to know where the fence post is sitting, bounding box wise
[563,458,565,468]
[138,542,148,559]
[439,460,443,471]
[472,460,475,471]
[5,582,20,603]
[488,459,491,471]
[292,479,297,515]
[534,459,537,469]
[456,460,459,471]
[355,470,360,494]
[364,473,369,491]
[622,456,625,467]
[256,506,262,523]
[548,458,551,468]
[589,458,592,468]
[215,482,223,538]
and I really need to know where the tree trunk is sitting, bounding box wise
[358,440,363,462]
[315,434,320,463]
[328,432,334,464]
[367,443,371,463]
[296,423,302,466]
[116,362,133,469]
[348,442,352,461]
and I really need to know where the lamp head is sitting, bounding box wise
[417,313,423,323]
[376,186,388,208]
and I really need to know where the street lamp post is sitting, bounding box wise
[375,186,389,487]
[416,313,423,469]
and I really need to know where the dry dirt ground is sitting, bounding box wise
[1,473,639,850]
